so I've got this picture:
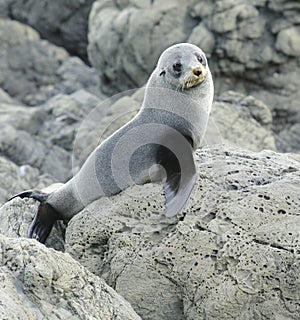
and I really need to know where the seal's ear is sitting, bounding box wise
[159,69,166,76]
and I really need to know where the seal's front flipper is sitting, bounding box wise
[156,144,197,218]
[164,169,197,217]
[9,190,61,243]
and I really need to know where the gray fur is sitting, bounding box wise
[42,43,214,220]
[8,43,214,243]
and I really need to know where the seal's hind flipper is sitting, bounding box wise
[9,190,61,243]
[9,189,48,202]
[28,201,61,243]
[156,144,197,218]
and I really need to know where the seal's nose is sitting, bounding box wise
[193,67,202,77]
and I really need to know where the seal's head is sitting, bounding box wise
[156,43,209,90]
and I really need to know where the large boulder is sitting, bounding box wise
[0,19,101,106]
[2,0,96,62]
[88,0,190,94]
[0,234,141,319]
[1,146,299,319]
[64,145,300,320]
[88,0,300,151]
[0,89,106,182]
[205,91,276,151]
[0,19,68,104]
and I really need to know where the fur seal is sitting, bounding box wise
[9,43,214,243]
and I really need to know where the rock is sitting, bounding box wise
[0,19,102,106]
[205,91,276,151]
[277,123,300,153]
[0,88,14,104]
[72,88,142,168]
[0,123,71,182]
[54,57,103,97]
[0,180,67,251]
[36,92,100,150]
[3,0,96,62]
[208,4,260,34]
[0,88,106,181]
[276,26,300,57]
[88,0,300,151]
[0,19,68,101]
[0,2,299,318]
[0,19,68,105]
[63,145,300,320]
[187,22,215,57]
[0,234,141,319]
[0,156,54,205]
[0,0,9,17]
[1,142,298,319]
[88,0,189,94]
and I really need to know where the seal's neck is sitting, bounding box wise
[140,69,214,149]
[142,70,214,119]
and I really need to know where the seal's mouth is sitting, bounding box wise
[181,66,207,89]
[183,76,205,89]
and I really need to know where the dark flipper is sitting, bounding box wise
[156,140,197,218]
[163,169,196,217]
[9,190,62,243]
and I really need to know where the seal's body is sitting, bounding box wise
[10,43,214,243]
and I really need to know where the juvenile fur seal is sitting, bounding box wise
[9,43,214,243]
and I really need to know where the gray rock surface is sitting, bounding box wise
[0,156,54,205]
[277,123,300,153]
[0,234,141,319]
[0,19,68,105]
[88,0,300,151]
[0,87,14,104]
[0,19,101,106]
[65,145,300,320]
[1,146,298,319]
[2,0,96,62]
[88,0,189,94]
[205,91,276,151]
[0,88,106,182]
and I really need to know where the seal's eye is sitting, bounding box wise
[173,62,182,73]
[196,53,206,66]
[197,55,203,64]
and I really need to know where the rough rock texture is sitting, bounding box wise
[0,19,67,104]
[0,87,14,104]
[205,91,276,151]
[88,0,300,152]
[2,0,96,62]
[277,123,300,153]
[0,157,54,205]
[64,146,300,320]
[0,19,101,106]
[1,146,299,319]
[0,234,141,319]
[88,0,190,94]
[0,88,106,182]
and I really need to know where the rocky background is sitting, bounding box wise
[0,1,299,319]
